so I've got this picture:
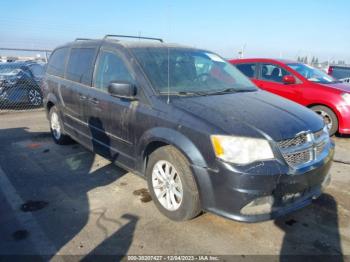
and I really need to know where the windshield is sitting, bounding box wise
[0,64,22,76]
[131,47,257,95]
[288,63,337,84]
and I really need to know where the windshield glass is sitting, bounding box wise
[288,63,337,84]
[0,64,22,76]
[131,47,257,94]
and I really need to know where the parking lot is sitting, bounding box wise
[0,110,349,259]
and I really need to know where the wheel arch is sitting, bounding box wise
[307,102,340,120]
[137,127,208,174]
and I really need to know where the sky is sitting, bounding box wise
[0,0,349,62]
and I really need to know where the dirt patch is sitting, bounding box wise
[133,188,152,203]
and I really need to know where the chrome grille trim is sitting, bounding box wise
[277,129,329,168]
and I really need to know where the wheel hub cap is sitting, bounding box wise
[50,112,61,140]
[151,160,183,211]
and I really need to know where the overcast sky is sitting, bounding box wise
[1,0,349,62]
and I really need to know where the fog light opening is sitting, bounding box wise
[240,196,274,215]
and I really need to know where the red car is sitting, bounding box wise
[230,58,350,135]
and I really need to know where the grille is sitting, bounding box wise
[278,134,308,149]
[278,129,328,168]
[283,149,312,167]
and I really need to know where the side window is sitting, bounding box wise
[93,51,134,91]
[47,47,69,77]
[235,63,256,78]
[66,48,96,85]
[260,63,290,83]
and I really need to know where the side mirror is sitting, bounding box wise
[108,81,136,99]
[282,75,296,85]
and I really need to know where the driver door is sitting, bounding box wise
[255,63,301,102]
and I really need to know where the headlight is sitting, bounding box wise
[211,135,274,165]
[342,93,350,105]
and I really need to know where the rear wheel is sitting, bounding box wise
[311,105,338,136]
[49,106,72,144]
[146,145,201,221]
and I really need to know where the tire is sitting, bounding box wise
[49,106,73,145]
[28,88,43,107]
[146,145,201,221]
[310,105,338,136]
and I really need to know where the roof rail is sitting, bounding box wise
[103,34,163,43]
[75,38,92,41]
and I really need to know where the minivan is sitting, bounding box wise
[42,35,334,222]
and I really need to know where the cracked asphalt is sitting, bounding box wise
[0,110,349,260]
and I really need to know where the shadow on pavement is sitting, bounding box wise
[0,116,139,260]
[275,194,343,261]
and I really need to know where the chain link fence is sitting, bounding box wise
[0,47,51,112]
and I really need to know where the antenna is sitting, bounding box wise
[166,0,172,104]
[167,47,170,104]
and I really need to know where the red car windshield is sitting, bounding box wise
[288,63,338,84]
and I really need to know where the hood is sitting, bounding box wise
[171,90,324,141]
[318,82,350,93]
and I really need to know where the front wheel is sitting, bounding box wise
[146,146,201,221]
[311,105,338,136]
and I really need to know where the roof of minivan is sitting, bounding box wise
[57,39,196,50]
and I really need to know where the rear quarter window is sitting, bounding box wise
[66,48,96,85]
[47,47,69,77]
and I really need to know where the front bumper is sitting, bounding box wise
[337,105,350,134]
[192,141,335,223]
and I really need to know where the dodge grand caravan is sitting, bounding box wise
[42,35,334,222]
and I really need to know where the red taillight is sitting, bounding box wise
[328,66,333,75]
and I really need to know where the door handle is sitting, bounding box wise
[79,94,87,100]
[88,97,99,105]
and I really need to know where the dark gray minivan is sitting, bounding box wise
[42,35,334,222]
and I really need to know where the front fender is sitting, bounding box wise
[136,127,208,172]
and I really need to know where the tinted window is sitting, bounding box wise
[28,64,44,77]
[66,48,96,85]
[47,48,69,77]
[235,63,256,78]
[260,63,290,83]
[332,67,350,80]
[93,51,134,91]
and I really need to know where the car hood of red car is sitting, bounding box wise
[319,82,350,93]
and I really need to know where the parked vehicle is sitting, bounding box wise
[42,35,334,222]
[230,58,350,135]
[328,65,350,83]
[0,61,45,107]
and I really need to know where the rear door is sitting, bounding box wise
[62,46,98,144]
[255,63,302,102]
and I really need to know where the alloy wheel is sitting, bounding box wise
[151,160,183,211]
[315,110,333,130]
[50,112,61,140]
